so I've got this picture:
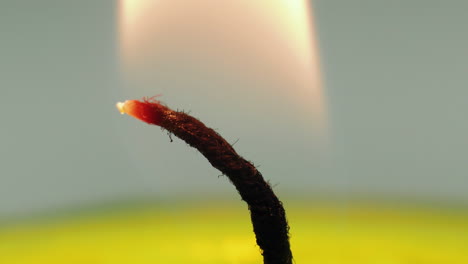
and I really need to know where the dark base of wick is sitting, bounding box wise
[160,108,293,264]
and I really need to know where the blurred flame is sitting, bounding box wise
[118,0,327,136]
[119,0,318,68]
[118,0,153,68]
[271,0,315,66]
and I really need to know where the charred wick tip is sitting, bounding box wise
[119,99,293,264]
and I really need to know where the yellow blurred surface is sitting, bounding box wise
[1,202,467,264]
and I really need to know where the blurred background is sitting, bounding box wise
[1,0,467,263]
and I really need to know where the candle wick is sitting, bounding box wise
[118,98,293,264]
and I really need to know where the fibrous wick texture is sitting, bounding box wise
[117,98,292,264]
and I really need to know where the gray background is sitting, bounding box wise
[1,0,467,216]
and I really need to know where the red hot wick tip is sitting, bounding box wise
[116,98,166,126]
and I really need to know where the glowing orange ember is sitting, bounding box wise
[116,98,166,125]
